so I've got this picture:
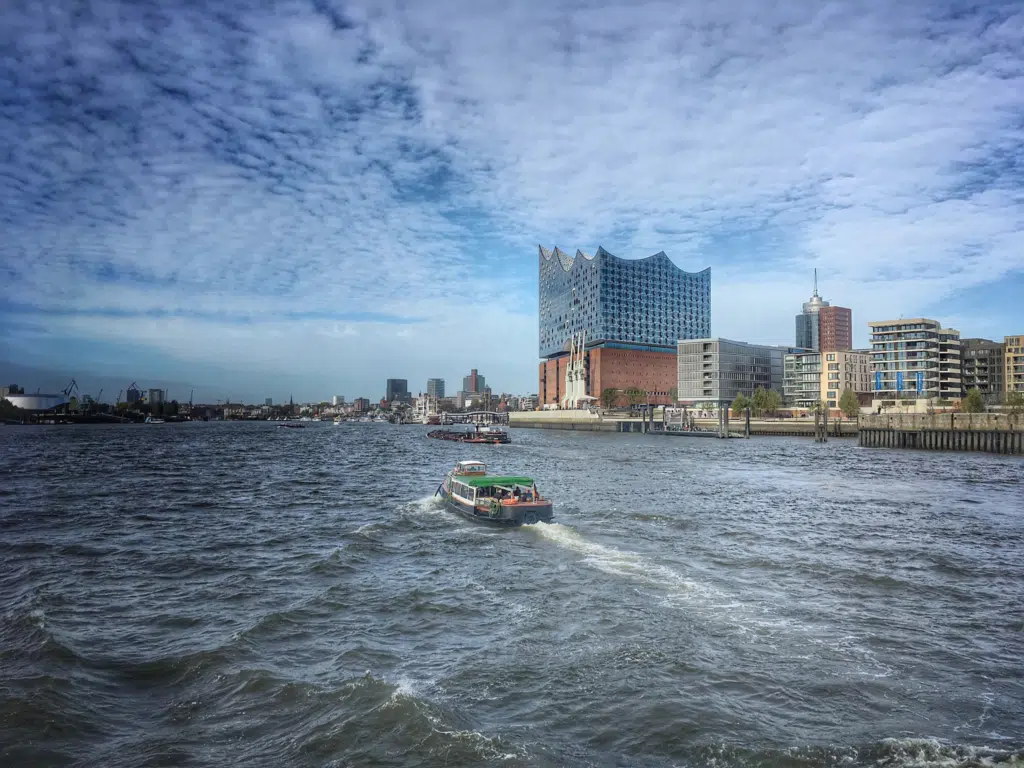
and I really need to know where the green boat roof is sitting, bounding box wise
[460,475,535,488]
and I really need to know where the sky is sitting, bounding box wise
[1,0,1023,403]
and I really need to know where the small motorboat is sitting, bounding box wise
[145,416,166,424]
[436,460,553,526]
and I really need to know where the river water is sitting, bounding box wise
[1,422,1022,767]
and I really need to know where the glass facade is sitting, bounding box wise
[783,352,822,407]
[539,246,710,359]
[677,338,787,404]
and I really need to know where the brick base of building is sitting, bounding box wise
[539,347,677,407]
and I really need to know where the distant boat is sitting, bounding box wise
[144,416,165,424]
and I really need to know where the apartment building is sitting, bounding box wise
[821,350,872,408]
[1006,335,1024,396]
[961,339,1004,401]
[869,318,961,412]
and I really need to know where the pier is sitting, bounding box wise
[858,413,1023,455]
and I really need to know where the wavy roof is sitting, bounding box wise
[538,245,708,276]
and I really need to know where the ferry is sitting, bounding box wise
[436,460,553,526]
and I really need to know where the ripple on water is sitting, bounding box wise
[0,423,1022,767]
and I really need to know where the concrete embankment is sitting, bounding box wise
[510,412,858,437]
[858,413,1023,455]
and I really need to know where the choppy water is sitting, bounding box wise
[2,422,1023,767]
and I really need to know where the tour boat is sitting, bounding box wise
[436,460,553,526]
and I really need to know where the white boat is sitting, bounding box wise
[145,416,165,424]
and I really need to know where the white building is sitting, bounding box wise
[869,318,961,412]
[331,395,344,406]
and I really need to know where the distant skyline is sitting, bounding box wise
[2,0,1023,402]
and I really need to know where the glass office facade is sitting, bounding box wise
[539,246,710,359]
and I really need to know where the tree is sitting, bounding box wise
[625,388,646,408]
[600,388,619,409]
[961,387,985,413]
[751,386,769,417]
[731,393,751,415]
[839,389,860,420]
[668,387,678,404]
[1007,390,1024,415]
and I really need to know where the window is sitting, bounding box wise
[828,363,839,370]
[827,391,837,398]
[828,373,839,380]
[826,354,835,361]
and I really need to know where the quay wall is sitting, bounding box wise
[510,411,619,432]
[857,413,1023,455]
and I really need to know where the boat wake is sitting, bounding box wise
[530,523,713,598]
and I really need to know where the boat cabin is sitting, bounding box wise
[453,460,487,476]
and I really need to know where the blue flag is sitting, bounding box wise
[916,371,923,394]
[875,371,882,391]
[896,371,904,392]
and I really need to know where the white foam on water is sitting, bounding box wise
[402,495,447,516]
[531,523,718,600]
[872,737,1017,767]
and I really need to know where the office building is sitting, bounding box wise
[462,370,485,394]
[385,379,410,403]
[869,318,961,410]
[1006,334,1024,396]
[265,398,273,407]
[331,395,344,406]
[795,271,829,351]
[819,305,853,352]
[961,339,1004,400]
[794,270,853,353]
[539,245,710,405]
[426,378,445,399]
[353,397,370,412]
[783,352,822,408]
[677,338,786,407]
[821,350,872,408]
[148,389,165,406]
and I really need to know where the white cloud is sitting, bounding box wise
[1,0,1022,399]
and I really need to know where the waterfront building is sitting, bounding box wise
[265,398,274,407]
[462,370,485,394]
[677,338,787,408]
[426,378,445,399]
[795,271,829,351]
[539,246,710,406]
[385,379,410,403]
[869,318,961,411]
[961,339,1004,401]
[783,352,822,408]
[1006,334,1024,396]
[794,270,853,353]
[148,389,165,406]
[821,350,872,408]
[352,397,370,412]
[819,305,853,352]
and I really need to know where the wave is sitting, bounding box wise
[530,523,716,599]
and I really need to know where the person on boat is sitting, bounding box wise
[513,487,521,502]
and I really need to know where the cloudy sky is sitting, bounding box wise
[1,0,1022,402]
